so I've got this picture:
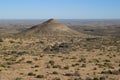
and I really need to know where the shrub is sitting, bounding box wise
[28,72,36,76]
[0,38,3,42]
[101,70,112,74]
[100,77,105,80]
[52,71,58,74]
[20,73,24,75]
[54,77,61,80]
[63,66,69,70]
[26,61,32,64]
[81,64,86,67]
[86,77,92,80]
[53,65,61,68]
[64,73,72,76]
[36,75,44,78]
[93,77,99,80]
[48,60,55,65]
[72,63,79,67]
[34,65,39,68]
[15,78,23,80]
[74,78,82,80]
[9,40,14,43]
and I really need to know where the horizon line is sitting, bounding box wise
[0,18,120,20]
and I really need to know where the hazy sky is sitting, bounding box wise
[0,0,120,19]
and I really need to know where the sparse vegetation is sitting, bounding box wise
[0,19,119,80]
[63,66,69,70]
[15,77,23,80]
[28,72,36,76]
[53,77,61,80]
[0,38,3,42]
[26,60,32,64]
[48,60,55,65]
[52,71,58,74]
[36,74,44,78]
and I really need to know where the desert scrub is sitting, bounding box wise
[101,69,120,75]
[26,60,32,64]
[93,77,99,80]
[64,71,80,77]
[93,67,97,70]
[99,77,105,80]
[0,69,2,72]
[63,66,69,70]
[72,63,79,67]
[103,62,114,69]
[81,64,86,67]
[36,74,44,78]
[52,71,58,74]
[34,65,39,68]
[44,42,69,53]
[86,77,92,80]
[78,58,86,63]
[0,38,3,42]
[53,65,61,68]
[28,72,36,76]
[74,77,82,80]
[53,77,61,80]
[19,73,24,75]
[9,40,15,43]
[33,57,39,61]
[15,77,23,80]
[70,56,77,59]
[48,60,55,65]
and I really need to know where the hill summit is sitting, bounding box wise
[45,18,57,23]
[22,18,79,36]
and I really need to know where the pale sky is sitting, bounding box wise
[0,0,120,19]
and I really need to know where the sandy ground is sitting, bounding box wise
[0,48,120,80]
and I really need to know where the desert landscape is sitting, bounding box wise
[0,19,120,80]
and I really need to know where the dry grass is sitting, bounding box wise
[0,36,120,80]
[0,19,120,80]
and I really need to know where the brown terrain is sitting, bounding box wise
[0,19,120,80]
[20,19,83,38]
